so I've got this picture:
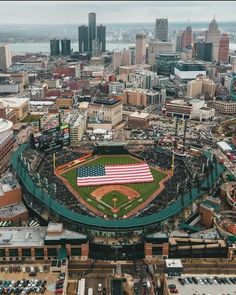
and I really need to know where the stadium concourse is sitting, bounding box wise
[11,142,225,239]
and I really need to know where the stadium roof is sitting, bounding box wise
[11,144,225,230]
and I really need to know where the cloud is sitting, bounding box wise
[0,1,235,24]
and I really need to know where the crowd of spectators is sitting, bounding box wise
[132,147,210,218]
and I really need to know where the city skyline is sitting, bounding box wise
[0,1,236,24]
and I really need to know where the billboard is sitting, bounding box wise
[31,124,70,153]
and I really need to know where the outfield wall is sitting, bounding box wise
[11,144,225,232]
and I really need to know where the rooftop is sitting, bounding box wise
[0,118,13,134]
[93,98,121,106]
[0,227,46,248]
[129,112,150,119]
[0,203,27,219]
[0,97,29,108]
[0,172,20,194]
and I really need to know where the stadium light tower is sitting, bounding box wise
[171,152,175,175]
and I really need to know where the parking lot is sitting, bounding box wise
[166,275,236,295]
[0,264,58,295]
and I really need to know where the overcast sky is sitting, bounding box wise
[0,1,235,24]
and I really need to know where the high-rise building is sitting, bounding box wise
[0,44,12,70]
[97,25,106,52]
[156,52,180,76]
[61,39,71,56]
[122,49,132,66]
[135,33,147,64]
[78,25,88,53]
[148,40,175,66]
[155,18,168,42]
[50,39,60,56]
[88,12,96,53]
[218,33,229,63]
[194,42,213,62]
[175,31,183,52]
[181,26,192,49]
[206,16,221,61]
[112,50,122,71]
[92,39,100,57]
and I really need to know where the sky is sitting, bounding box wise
[0,1,235,24]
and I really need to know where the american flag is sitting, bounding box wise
[77,162,153,186]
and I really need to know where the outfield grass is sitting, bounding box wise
[62,155,167,217]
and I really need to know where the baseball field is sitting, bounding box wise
[61,155,168,218]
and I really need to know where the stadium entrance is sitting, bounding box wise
[89,242,145,260]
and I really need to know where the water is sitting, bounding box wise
[9,42,135,55]
[9,41,236,55]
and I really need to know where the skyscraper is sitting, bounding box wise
[50,39,60,56]
[88,12,96,53]
[155,18,168,42]
[206,16,221,61]
[0,44,12,70]
[218,33,229,63]
[61,39,71,56]
[181,26,192,49]
[97,25,106,52]
[194,42,213,62]
[78,25,88,53]
[135,33,147,64]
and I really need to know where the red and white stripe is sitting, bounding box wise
[77,162,153,186]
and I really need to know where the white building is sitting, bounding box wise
[62,110,87,144]
[108,82,125,94]
[0,44,12,70]
[128,69,159,89]
[164,98,215,121]
[0,81,22,94]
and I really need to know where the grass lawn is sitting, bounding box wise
[62,155,167,217]
[101,191,129,208]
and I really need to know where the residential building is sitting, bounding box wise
[155,18,168,41]
[0,44,12,70]
[135,33,147,65]
[50,39,60,56]
[10,71,28,86]
[187,76,216,97]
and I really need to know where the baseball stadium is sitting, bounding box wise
[11,139,226,259]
